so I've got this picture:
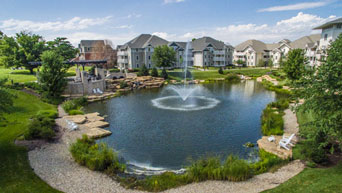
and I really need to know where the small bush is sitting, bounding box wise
[24,82,42,92]
[161,69,168,79]
[225,74,240,82]
[120,81,128,88]
[252,150,287,174]
[24,113,56,140]
[62,97,87,114]
[70,135,125,172]
[109,68,120,73]
[292,139,328,164]
[223,156,252,181]
[138,64,149,76]
[151,67,159,77]
[218,67,224,74]
[36,110,58,119]
[68,109,84,115]
[261,107,284,136]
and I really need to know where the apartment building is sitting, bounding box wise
[234,34,320,67]
[192,37,234,67]
[117,34,233,70]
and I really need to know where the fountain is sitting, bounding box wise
[151,41,220,111]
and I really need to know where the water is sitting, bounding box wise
[84,81,278,175]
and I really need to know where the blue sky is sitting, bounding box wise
[0,0,341,46]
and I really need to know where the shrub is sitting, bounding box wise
[218,67,224,74]
[24,113,56,140]
[70,135,125,172]
[36,110,58,119]
[151,67,159,77]
[138,64,149,76]
[293,139,328,164]
[225,74,240,82]
[252,150,287,174]
[269,99,289,111]
[261,107,284,136]
[24,82,42,92]
[161,69,168,79]
[62,97,87,114]
[187,157,222,182]
[223,156,252,181]
[68,109,84,115]
[109,68,120,73]
[120,81,128,88]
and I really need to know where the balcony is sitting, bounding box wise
[117,51,128,56]
[118,58,128,63]
[214,50,225,55]
[213,57,225,62]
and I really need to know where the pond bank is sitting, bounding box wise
[28,102,305,193]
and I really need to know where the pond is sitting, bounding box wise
[84,80,278,175]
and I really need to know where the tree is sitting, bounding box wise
[257,59,265,68]
[192,38,196,42]
[151,67,158,77]
[283,49,307,80]
[0,35,20,68]
[267,59,274,68]
[39,51,68,100]
[235,59,244,65]
[138,64,149,76]
[16,31,46,74]
[218,67,224,74]
[152,45,176,69]
[161,69,168,79]
[47,37,78,61]
[0,78,15,121]
[296,34,342,152]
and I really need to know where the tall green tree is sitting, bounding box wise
[296,34,342,150]
[267,59,274,68]
[39,50,69,100]
[47,37,78,60]
[0,78,15,121]
[16,31,46,74]
[152,45,176,69]
[0,35,20,68]
[283,49,307,80]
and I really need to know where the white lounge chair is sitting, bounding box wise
[93,88,97,94]
[279,133,295,150]
[96,88,103,94]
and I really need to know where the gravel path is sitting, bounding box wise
[283,104,300,141]
[29,117,305,193]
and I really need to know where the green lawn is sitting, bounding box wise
[0,90,61,193]
[0,66,37,83]
[265,106,342,193]
[264,165,342,193]
[0,66,92,84]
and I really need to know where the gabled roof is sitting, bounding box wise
[192,37,227,51]
[80,40,105,47]
[289,34,320,49]
[313,18,342,29]
[169,41,187,49]
[235,39,269,53]
[120,34,168,49]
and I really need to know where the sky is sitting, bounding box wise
[0,0,341,47]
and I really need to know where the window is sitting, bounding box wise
[136,56,139,60]
[148,56,151,60]
[149,64,151,68]
[337,24,342,29]
[137,64,139,68]
[148,48,151,52]
[324,34,328,41]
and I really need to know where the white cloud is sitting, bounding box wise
[0,16,112,32]
[115,25,133,29]
[173,12,336,45]
[152,32,177,40]
[120,13,142,19]
[258,1,331,12]
[164,0,185,4]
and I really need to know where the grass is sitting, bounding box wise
[0,89,60,193]
[0,66,37,83]
[264,164,342,193]
[261,99,289,136]
[0,65,92,84]
[165,67,277,81]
